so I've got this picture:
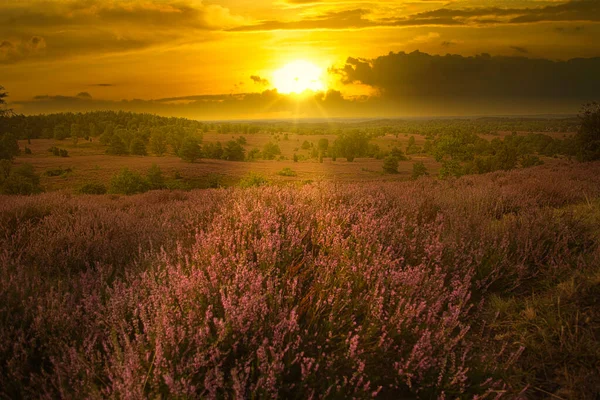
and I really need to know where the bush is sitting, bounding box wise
[223,141,245,161]
[277,167,297,177]
[520,154,544,168]
[59,149,69,157]
[109,168,149,195]
[147,164,165,190]
[78,182,107,195]
[179,137,202,163]
[1,163,42,195]
[411,161,429,180]
[238,171,268,188]
[576,102,600,161]
[382,156,399,174]
[24,147,32,155]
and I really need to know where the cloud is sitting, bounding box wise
[91,83,115,87]
[230,1,600,31]
[250,75,270,86]
[510,46,529,54]
[76,92,92,98]
[336,50,600,101]
[0,36,46,63]
[0,0,243,63]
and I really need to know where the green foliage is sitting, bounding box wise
[382,156,399,174]
[0,133,19,160]
[24,147,32,154]
[247,148,260,161]
[390,147,407,161]
[238,172,268,188]
[520,154,544,168]
[204,142,224,159]
[0,159,11,180]
[178,137,202,163]
[0,85,12,117]
[147,164,165,190]
[439,159,464,179]
[149,129,168,156]
[262,142,281,160]
[334,130,370,162]
[223,140,245,161]
[293,153,298,163]
[277,167,297,177]
[1,163,42,195]
[53,125,69,140]
[236,136,247,145]
[109,168,149,195]
[317,138,329,152]
[78,182,107,195]
[575,102,600,161]
[129,138,147,156]
[411,161,429,179]
[106,135,128,155]
[301,140,311,150]
[44,167,72,177]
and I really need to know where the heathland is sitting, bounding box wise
[1,109,599,398]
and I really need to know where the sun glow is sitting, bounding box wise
[272,60,326,94]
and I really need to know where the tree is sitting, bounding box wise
[106,135,128,155]
[411,161,428,180]
[109,168,149,195]
[0,133,20,160]
[262,142,281,160]
[53,125,69,140]
[575,102,600,161]
[1,163,42,195]
[147,164,165,189]
[382,156,399,174]
[149,129,168,156]
[129,138,147,156]
[318,138,329,153]
[223,140,245,161]
[0,86,12,117]
[179,137,202,162]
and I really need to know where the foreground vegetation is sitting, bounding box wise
[1,163,599,398]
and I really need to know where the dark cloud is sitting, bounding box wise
[441,41,457,47]
[0,36,46,63]
[76,92,92,99]
[510,46,529,54]
[250,75,270,86]
[231,1,600,31]
[336,50,600,101]
[91,83,115,87]
[555,25,585,34]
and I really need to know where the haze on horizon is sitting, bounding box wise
[1,0,600,119]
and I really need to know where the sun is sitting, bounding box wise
[272,60,326,94]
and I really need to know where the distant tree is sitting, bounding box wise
[411,161,428,180]
[106,135,129,155]
[179,137,202,163]
[149,129,168,156]
[70,123,81,146]
[129,138,147,156]
[575,102,600,161]
[520,154,544,168]
[223,141,245,161]
[262,142,281,160]
[236,136,247,145]
[301,140,311,150]
[293,153,298,163]
[317,138,329,153]
[382,156,399,174]
[390,147,407,161]
[0,86,12,117]
[53,125,69,140]
[0,133,20,160]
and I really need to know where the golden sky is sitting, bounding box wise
[1,0,600,118]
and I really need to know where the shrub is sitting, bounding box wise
[520,154,544,168]
[147,164,165,190]
[179,137,202,163]
[238,171,268,188]
[411,161,429,179]
[382,156,399,174]
[24,147,32,155]
[78,182,107,195]
[109,168,149,195]
[575,102,600,161]
[59,149,69,157]
[223,141,245,161]
[277,167,297,177]
[1,163,42,195]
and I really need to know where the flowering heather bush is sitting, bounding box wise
[1,162,599,398]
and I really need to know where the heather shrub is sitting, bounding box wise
[238,171,268,188]
[0,163,599,398]
[109,168,149,195]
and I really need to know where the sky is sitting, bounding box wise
[1,0,600,119]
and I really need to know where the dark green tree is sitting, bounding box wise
[179,137,202,163]
[382,156,399,174]
[129,138,147,156]
[106,135,129,155]
[576,102,600,161]
[411,161,428,180]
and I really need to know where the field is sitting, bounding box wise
[1,161,599,398]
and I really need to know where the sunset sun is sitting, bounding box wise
[272,60,326,94]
